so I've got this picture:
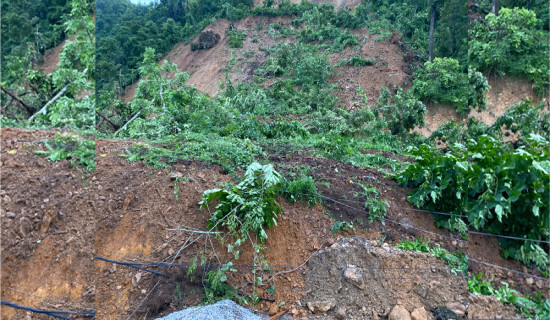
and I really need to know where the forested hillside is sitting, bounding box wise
[96,0,254,108]
[1,0,95,129]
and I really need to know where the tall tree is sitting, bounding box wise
[492,0,499,15]
[429,0,435,62]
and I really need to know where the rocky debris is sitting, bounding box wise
[334,306,347,319]
[300,237,468,319]
[411,307,428,320]
[468,294,520,319]
[389,305,411,320]
[190,31,220,51]
[307,300,336,314]
[343,265,364,290]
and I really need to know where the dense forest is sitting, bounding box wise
[96,0,254,108]
[1,0,549,318]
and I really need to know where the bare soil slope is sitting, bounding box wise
[2,128,546,320]
[121,15,411,108]
[415,77,549,137]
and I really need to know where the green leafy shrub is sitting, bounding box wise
[337,56,376,67]
[200,162,282,245]
[361,183,388,221]
[468,67,491,112]
[282,174,319,206]
[469,8,549,95]
[373,87,427,136]
[34,133,95,171]
[227,29,248,48]
[397,135,550,271]
[411,58,474,116]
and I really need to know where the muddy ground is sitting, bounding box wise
[1,127,548,320]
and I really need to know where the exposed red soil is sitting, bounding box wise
[415,76,550,138]
[121,14,411,110]
[36,39,71,76]
[2,128,547,320]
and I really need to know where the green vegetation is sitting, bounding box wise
[337,56,376,67]
[227,29,247,48]
[1,0,95,130]
[411,58,489,116]
[199,163,282,303]
[34,133,96,171]
[1,0,72,85]
[469,273,550,319]
[395,238,467,275]
[360,183,388,222]
[469,7,549,95]
[400,237,549,319]
[3,0,548,313]
[398,134,550,271]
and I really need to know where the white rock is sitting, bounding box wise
[411,307,428,320]
[389,305,411,320]
[446,302,466,317]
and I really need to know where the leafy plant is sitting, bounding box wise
[34,133,95,171]
[330,220,354,236]
[469,8,549,95]
[337,56,376,67]
[410,58,479,116]
[360,183,388,222]
[227,29,248,48]
[396,238,467,276]
[469,273,550,319]
[281,174,319,206]
[373,87,427,136]
[199,162,282,303]
[398,134,550,271]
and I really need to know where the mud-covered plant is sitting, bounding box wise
[35,133,95,171]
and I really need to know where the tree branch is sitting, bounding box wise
[114,109,142,136]
[27,86,68,123]
[95,111,120,130]
[0,85,35,115]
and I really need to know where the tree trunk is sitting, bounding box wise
[526,0,530,8]
[429,0,435,62]
[492,0,498,16]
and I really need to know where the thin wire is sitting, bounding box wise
[469,231,550,244]
[0,301,95,320]
[286,191,467,243]
[469,258,549,281]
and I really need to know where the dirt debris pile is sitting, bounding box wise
[300,237,468,320]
